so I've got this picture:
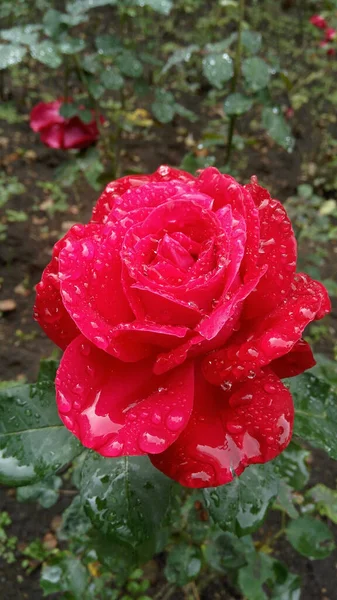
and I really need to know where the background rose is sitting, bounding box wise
[30,100,102,149]
[34,166,330,488]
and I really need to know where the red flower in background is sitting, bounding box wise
[30,100,102,150]
[34,166,330,488]
[310,14,328,29]
[324,27,336,41]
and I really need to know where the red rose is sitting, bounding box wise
[324,27,336,42]
[30,100,102,150]
[309,14,328,29]
[34,166,330,488]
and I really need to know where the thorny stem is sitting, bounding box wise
[225,0,245,166]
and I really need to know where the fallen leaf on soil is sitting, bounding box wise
[0,299,17,312]
[88,562,101,577]
[61,221,78,232]
[14,283,31,297]
[50,515,62,532]
[43,532,58,550]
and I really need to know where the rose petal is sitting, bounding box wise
[150,369,293,488]
[56,335,194,456]
[203,273,331,386]
[270,339,316,378]
[39,124,64,149]
[242,177,297,318]
[30,101,64,132]
[33,226,82,349]
[91,165,195,224]
[63,117,98,149]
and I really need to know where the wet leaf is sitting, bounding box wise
[40,555,88,598]
[241,31,262,54]
[286,516,335,559]
[165,542,202,585]
[0,361,82,486]
[306,484,337,524]
[95,34,121,55]
[203,464,278,535]
[0,26,40,46]
[242,57,270,91]
[203,530,246,572]
[162,44,199,73]
[66,0,117,14]
[30,41,62,68]
[80,454,173,550]
[0,44,27,69]
[224,93,253,116]
[58,36,86,54]
[273,442,310,490]
[17,475,62,508]
[289,373,337,459]
[116,51,143,78]
[202,53,233,89]
[57,495,91,540]
[133,0,172,14]
[262,106,295,152]
[101,68,124,90]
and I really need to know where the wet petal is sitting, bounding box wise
[242,177,297,318]
[150,369,293,488]
[203,273,330,386]
[33,226,82,349]
[56,335,194,456]
[40,123,64,149]
[63,117,99,149]
[30,101,64,132]
[270,339,315,378]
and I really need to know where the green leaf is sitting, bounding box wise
[286,516,335,559]
[203,464,278,536]
[87,77,105,99]
[289,373,337,459]
[270,560,301,600]
[165,543,202,586]
[242,57,271,92]
[80,454,173,550]
[0,364,82,486]
[81,53,101,74]
[133,0,172,14]
[202,53,233,89]
[152,102,175,123]
[205,34,237,54]
[58,36,86,54]
[174,103,198,122]
[17,475,61,508]
[162,44,199,74]
[241,31,262,54]
[95,34,121,55]
[101,68,124,90]
[66,0,117,14]
[203,531,246,572]
[30,41,62,68]
[275,480,299,519]
[57,495,91,540]
[40,555,88,598]
[0,44,27,69]
[238,547,274,600]
[261,106,294,152]
[224,92,253,116]
[306,484,337,524]
[0,26,40,46]
[116,51,143,78]
[43,9,64,37]
[59,103,78,119]
[272,442,310,490]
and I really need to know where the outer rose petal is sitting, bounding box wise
[34,227,81,349]
[56,335,194,456]
[40,124,64,149]
[63,117,99,149]
[203,273,331,386]
[91,165,195,224]
[30,101,64,132]
[270,339,315,378]
[243,177,297,318]
[150,369,293,488]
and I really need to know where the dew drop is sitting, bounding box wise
[166,408,185,431]
[138,432,167,453]
[57,391,72,413]
[80,342,91,356]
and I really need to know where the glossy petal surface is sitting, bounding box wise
[56,335,194,455]
[203,273,330,386]
[151,369,293,487]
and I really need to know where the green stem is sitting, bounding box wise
[225,0,245,165]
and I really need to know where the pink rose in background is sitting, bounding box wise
[324,27,336,41]
[34,166,330,488]
[310,15,328,29]
[30,100,103,150]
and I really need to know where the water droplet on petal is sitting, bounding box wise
[93,335,109,350]
[166,408,185,431]
[80,342,91,356]
[58,391,72,413]
[138,432,167,453]
[151,411,162,425]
